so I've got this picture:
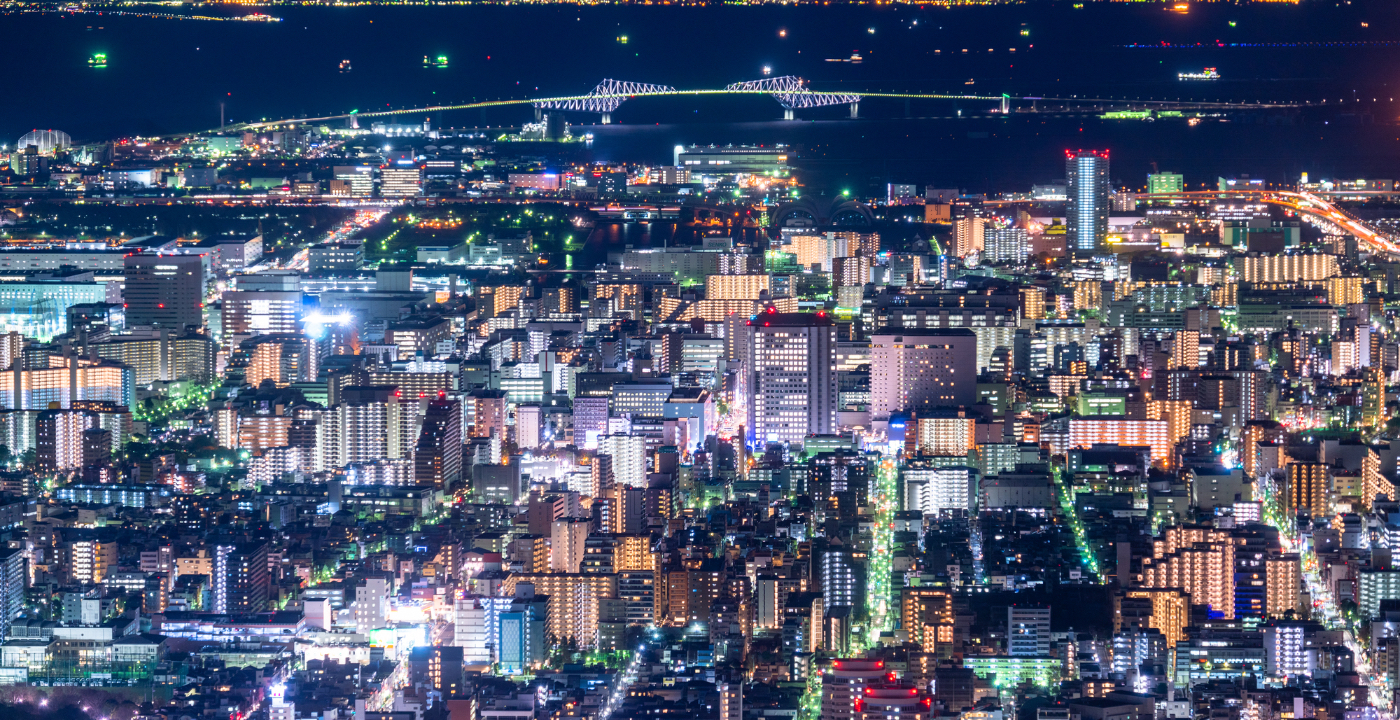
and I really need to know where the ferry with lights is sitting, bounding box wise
[1178,67,1220,80]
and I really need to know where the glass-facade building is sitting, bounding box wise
[0,281,108,340]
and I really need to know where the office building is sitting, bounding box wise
[309,244,364,275]
[870,328,977,418]
[386,315,451,360]
[1148,172,1185,194]
[124,254,207,329]
[1066,150,1110,256]
[380,165,422,197]
[332,166,375,196]
[746,311,838,446]
[221,290,303,342]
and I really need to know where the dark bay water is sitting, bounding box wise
[8,1,1400,194]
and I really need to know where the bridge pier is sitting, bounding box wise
[849,102,859,119]
[783,108,794,121]
[534,107,543,122]
[601,113,612,124]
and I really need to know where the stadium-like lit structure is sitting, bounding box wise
[16,129,71,155]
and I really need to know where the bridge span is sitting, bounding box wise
[234,76,1310,131]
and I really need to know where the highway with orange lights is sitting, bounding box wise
[1136,190,1400,256]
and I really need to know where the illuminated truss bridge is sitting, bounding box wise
[234,77,1310,130]
[533,79,679,123]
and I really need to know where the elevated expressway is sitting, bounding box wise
[1136,190,1399,256]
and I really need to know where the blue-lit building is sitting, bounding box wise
[497,596,547,674]
[1066,150,1110,257]
[0,278,109,340]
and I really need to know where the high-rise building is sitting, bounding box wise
[900,588,953,652]
[904,466,975,515]
[242,334,317,388]
[1140,526,1236,619]
[124,254,207,329]
[820,550,859,613]
[541,287,578,314]
[1285,462,1331,516]
[0,357,133,411]
[90,330,216,385]
[599,434,647,487]
[0,548,24,640]
[953,217,985,257]
[1170,330,1201,369]
[551,519,590,573]
[1115,588,1190,647]
[503,573,615,647]
[870,328,977,418]
[213,541,270,614]
[790,234,847,272]
[832,257,871,287]
[1066,150,1110,256]
[355,576,390,633]
[1008,606,1051,656]
[1265,555,1299,619]
[746,311,838,447]
[985,227,1028,264]
[414,397,462,489]
[65,536,117,585]
[36,408,98,474]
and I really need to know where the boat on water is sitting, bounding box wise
[339,59,352,73]
[88,53,107,68]
[1178,67,1220,80]
[424,55,448,68]
[825,53,863,63]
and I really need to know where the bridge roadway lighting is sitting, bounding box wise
[228,78,1306,132]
